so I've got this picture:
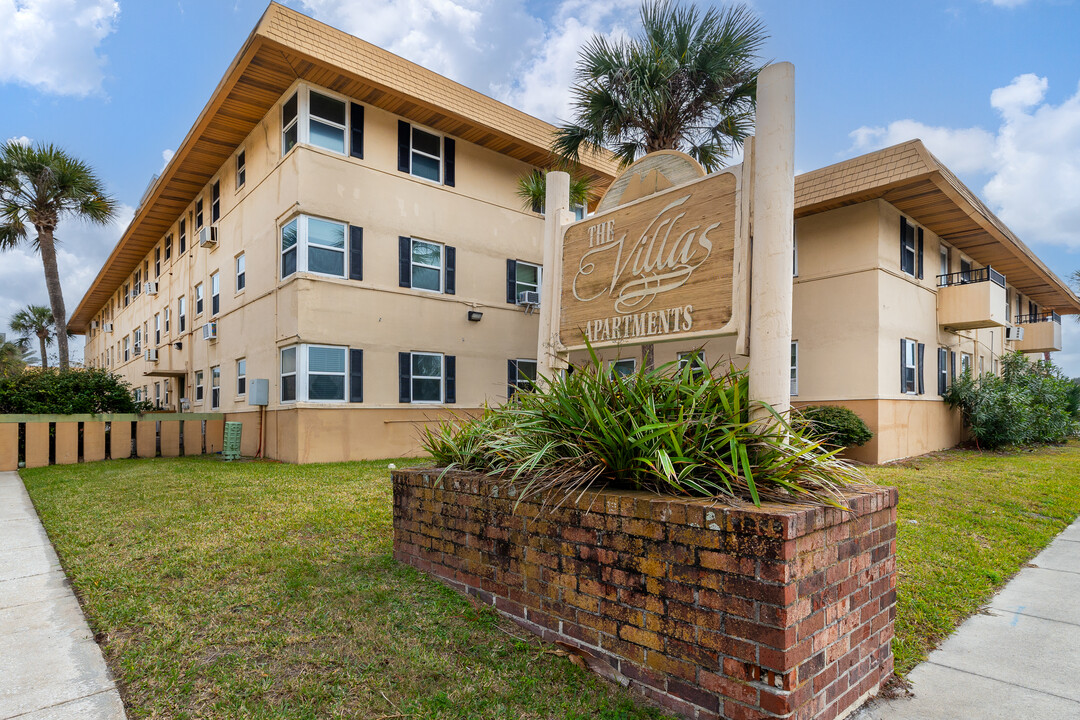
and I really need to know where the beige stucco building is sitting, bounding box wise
[71,4,1079,464]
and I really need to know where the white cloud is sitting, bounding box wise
[848,74,1080,248]
[5,135,32,146]
[0,0,120,96]
[161,148,174,170]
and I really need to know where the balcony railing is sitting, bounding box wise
[937,266,1006,289]
[1016,311,1061,325]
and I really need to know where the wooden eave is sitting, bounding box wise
[69,2,617,333]
[795,139,1080,315]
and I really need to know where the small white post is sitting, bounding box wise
[748,62,796,418]
[537,171,571,383]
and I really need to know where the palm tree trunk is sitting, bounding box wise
[34,227,69,370]
[37,333,48,369]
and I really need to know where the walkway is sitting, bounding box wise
[0,471,125,719]
[856,518,1080,720]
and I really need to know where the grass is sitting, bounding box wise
[19,443,1080,716]
[20,457,668,720]
[862,441,1080,675]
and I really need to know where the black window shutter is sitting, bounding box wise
[900,339,906,393]
[350,103,364,159]
[917,227,924,279]
[951,351,957,381]
[900,217,907,267]
[507,359,517,399]
[506,259,517,303]
[444,355,456,403]
[445,246,456,295]
[349,349,363,403]
[444,137,456,187]
[917,343,926,395]
[399,352,411,403]
[397,120,410,173]
[938,348,947,395]
[399,237,411,287]
[349,226,363,281]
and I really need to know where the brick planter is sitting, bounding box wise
[393,469,897,720]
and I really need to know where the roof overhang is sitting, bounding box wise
[795,139,1080,315]
[69,2,617,333]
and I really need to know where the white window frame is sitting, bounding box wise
[302,344,348,403]
[281,347,297,403]
[280,215,348,280]
[281,85,352,158]
[235,253,246,293]
[410,238,444,293]
[164,306,170,335]
[122,336,130,363]
[307,88,348,155]
[409,124,443,184]
[939,244,949,278]
[610,358,637,377]
[194,370,205,403]
[793,227,799,277]
[901,220,917,277]
[282,91,299,157]
[790,342,798,396]
[514,260,541,302]
[210,272,220,317]
[410,351,444,404]
[132,327,142,357]
[154,313,161,345]
[178,296,187,333]
[961,353,973,375]
[511,358,537,393]
[903,339,917,394]
[211,366,221,410]
[195,283,204,316]
[236,358,247,397]
[236,149,246,190]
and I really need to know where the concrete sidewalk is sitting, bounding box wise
[0,471,125,720]
[856,518,1080,720]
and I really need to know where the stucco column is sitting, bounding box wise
[537,171,570,382]
[748,62,795,418]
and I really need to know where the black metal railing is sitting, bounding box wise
[937,266,1006,288]
[1016,311,1060,324]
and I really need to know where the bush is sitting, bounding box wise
[797,405,873,448]
[422,350,861,508]
[943,351,1077,448]
[0,367,149,414]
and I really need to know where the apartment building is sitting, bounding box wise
[579,140,1078,463]
[70,3,615,462]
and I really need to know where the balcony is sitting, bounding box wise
[936,267,1008,330]
[1014,312,1062,353]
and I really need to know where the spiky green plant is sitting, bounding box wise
[515,169,594,214]
[552,0,767,171]
[422,349,861,509]
[9,304,59,369]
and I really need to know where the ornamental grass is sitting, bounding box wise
[422,349,862,508]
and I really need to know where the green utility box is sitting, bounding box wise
[223,421,243,461]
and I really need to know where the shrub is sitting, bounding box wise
[797,405,873,448]
[0,367,148,414]
[422,350,861,508]
[943,351,1077,448]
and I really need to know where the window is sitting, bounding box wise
[154,313,161,345]
[281,347,297,402]
[154,247,161,278]
[235,253,246,292]
[793,230,799,277]
[154,382,161,408]
[133,327,142,356]
[133,387,141,403]
[211,181,220,223]
[939,245,949,278]
[573,203,587,222]
[901,338,923,394]
[409,352,444,403]
[280,216,348,279]
[210,272,220,316]
[195,370,204,402]
[123,283,130,307]
[308,90,347,154]
[306,346,347,401]
[900,217,921,278]
[679,350,709,380]
[236,358,246,396]
[236,150,246,189]
[195,283,204,315]
[409,126,442,182]
[178,296,187,333]
[611,358,637,377]
[211,366,220,409]
[165,234,172,261]
[282,92,299,155]
[508,358,537,398]
[513,261,541,303]
[133,270,141,297]
[960,258,972,283]
[410,238,443,292]
[123,336,130,362]
[790,343,798,396]
[179,219,187,254]
[961,353,973,375]
[164,307,170,334]
[195,198,204,230]
[937,347,949,395]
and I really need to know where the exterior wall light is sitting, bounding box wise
[467,310,483,322]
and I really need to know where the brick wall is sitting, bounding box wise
[393,469,898,720]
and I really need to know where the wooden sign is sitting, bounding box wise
[559,169,740,350]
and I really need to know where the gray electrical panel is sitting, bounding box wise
[248,378,269,406]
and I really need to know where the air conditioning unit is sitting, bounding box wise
[1006,326,1025,341]
[90,320,99,330]
[202,321,218,341]
[517,290,541,306]
[145,281,158,295]
[103,323,114,333]
[199,225,218,247]
[144,348,158,362]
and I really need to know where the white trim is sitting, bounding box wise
[903,338,918,394]
[280,214,348,281]
[790,342,798,396]
[514,260,541,302]
[410,237,444,293]
[236,357,247,397]
[408,122,444,184]
[235,252,246,294]
[235,148,246,190]
[302,344,348,403]
[280,346,298,403]
[410,351,444,404]
[610,357,637,376]
[210,365,221,410]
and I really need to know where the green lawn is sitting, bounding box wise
[19,444,1080,717]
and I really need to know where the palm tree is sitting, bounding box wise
[10,304,58,369]
[552,0,767,172]
[515,169,594,214]
[0,141,117,370]
[0,332,37,376]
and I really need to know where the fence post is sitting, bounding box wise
[83,422,106,462]
[0,424,17,471]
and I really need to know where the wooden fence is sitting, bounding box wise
[0,414,225,471]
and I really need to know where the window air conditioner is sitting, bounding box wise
[199,225,218,247]
[102,323,114,333]
[1006,326,1025,341]
[145,281,158,295]
[144,348,158,362]
[517,290,541,306]
[202,322,218,341]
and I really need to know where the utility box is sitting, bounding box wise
[248,379,269,406]
[222,422,243,461]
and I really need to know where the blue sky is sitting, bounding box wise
[2,0,1079,371]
